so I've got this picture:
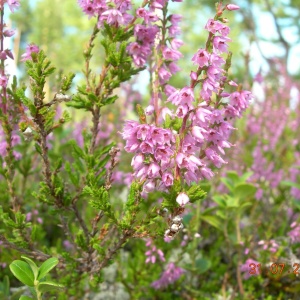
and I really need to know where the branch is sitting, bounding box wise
[264,0,290,64]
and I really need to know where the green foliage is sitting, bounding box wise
[1,0,299,299]
[186,184,206,203]
[84,186,115,220]
[9,256,63,300]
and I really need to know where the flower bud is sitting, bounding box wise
[226,4,240,11]
[23,127,34,141]
[190,71,198,81]
[172,216,182,224]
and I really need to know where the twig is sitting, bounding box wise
[0,234,51,261]
[91,230,132,274]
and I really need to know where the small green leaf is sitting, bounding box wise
[195,258,212,274]
[220,177,234,192]
[226,171,240,183]
[200,215,222,230]
[136,104,146,124]
[240,172,253,182]
[19,296,34,300]
[21,256,39,280]
[9,260,35,287]
[37,281,64,293]
[3,275,9,296]
[37,257,59,280]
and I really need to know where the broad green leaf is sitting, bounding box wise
[226,171,240,183]
[201,206,218,215]
[281,181,300,189]
[37,281,64,293]
[292,199,300,211]
[200,215,222,230]
[9,260,35,287]
[226,196,240,208]
[21,256,38,279]
[240,172,253,182]
[240,202,253,209]
[19,296,34,300]
[216,210,227,219]
[195,258,212,274]
[234,183,256,199]
[37,258,59,280]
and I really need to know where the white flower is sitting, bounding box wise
[176,192,189,206]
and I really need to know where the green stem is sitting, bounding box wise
[35,285,42,300]
[235,212,244,296]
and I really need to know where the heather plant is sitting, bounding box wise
[3,0,299,299]
[208,58,300,297]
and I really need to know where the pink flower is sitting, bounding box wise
[162,173,174,187]
[158,66,172,83]
[191,126,205,141]
[7,0,20,13]
[240,258,259,280]
[162,47,183,61]
[0,75,8,87]
[3,29,15,37]
[147,162,160,178]
[191,49,210,67]
[145,105,154,115]
[20,44,40,62]
[213,36,231,53]
[176,192,189,206]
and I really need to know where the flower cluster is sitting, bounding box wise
[78,0,133,28]
[288,222,300,244]
[145,239,165,264]
[122,121,176,194]
[122,3,252,199]
[0,0,21,165]
[257,239,279,253]
[151,262,185,289]
[128,0,184,83]
[127,21,159,68]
